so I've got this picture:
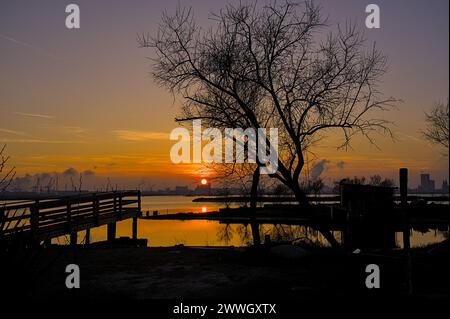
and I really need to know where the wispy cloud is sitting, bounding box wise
[0,33,64,62]
[395,131,433,148]
[13,112,55,119]
[63,126,86,134]
[0,128,27,136]
[113,130,169,141]
[0,138,86,144]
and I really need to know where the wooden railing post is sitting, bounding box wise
[118,194,123,220]
[132,191,141,240]
[107,222,116,242]
[30,200,39,246]
[106,193,118,243]
[93,193,99,227]
[1,190,148,247]
[113,193,118,220]
[137,190,142,216]
[66,200,77,246]
[85,228,90,245]
[70,232,77,247]
[66,200,72,233]
[0,207,4,229]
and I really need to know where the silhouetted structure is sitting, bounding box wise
[419,173,435,193]
[442,179,449,194]
[1,191,142,247]
[340,182,396,249]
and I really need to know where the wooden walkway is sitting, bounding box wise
[0,191,141,246]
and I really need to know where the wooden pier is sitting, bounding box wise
[0,191,141,246]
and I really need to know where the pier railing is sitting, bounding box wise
[0,190,141,244]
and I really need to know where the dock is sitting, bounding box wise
[0,190,141,247]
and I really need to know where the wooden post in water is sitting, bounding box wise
[400,168,410,250]
[400,168,408,207]
[400,168,412,294]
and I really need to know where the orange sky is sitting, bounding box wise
[0,0,448,189]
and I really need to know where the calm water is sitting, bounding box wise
[58,219,448,248]
[140,195,239,214]
[3,196,447,248]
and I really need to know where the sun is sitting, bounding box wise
[200,178,208,185]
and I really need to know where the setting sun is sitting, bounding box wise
[200,179,208,185]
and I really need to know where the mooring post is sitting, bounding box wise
[400,168,410,250]
[400,167,412,294]
[400,168,408,207]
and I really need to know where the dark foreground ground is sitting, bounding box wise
[3,240,448,302]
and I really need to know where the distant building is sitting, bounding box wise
[418,173,435,193]
[442,179,449,194]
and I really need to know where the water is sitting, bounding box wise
[69,220,344,247]
[3,196,447,248]
[59,219,448,248]
[140,195,239,214]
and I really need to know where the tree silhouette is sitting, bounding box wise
[140,1,396,207]
[0,145,15,192]
[422,100,449,154]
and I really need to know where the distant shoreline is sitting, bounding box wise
[1,191,448,201]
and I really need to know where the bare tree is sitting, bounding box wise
[422,100,449,153]
[0,144,16,192]
[140,1,396,207]
[1,144,18,245]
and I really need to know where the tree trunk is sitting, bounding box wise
[249,166,261,246]
[291,179,340,249]
[291,181,309,208]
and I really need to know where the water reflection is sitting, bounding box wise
[140,196,238,215]
[52,219,447,248]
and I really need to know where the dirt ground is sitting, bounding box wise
[5,241,449,301]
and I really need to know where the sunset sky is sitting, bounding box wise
[0,0,448,190]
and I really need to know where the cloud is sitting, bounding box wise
[13,112,55,119]
[10,174,33,189]
[0,128,27,136]
[0,33,64,62]
[62,167,78,177]
[0,138,85,144]
[9,167,100,192]
[66,127,85,134]
[310,160,329,180]
[113,130,169,141]
[336,161,345,169]
[82,169,95,177]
